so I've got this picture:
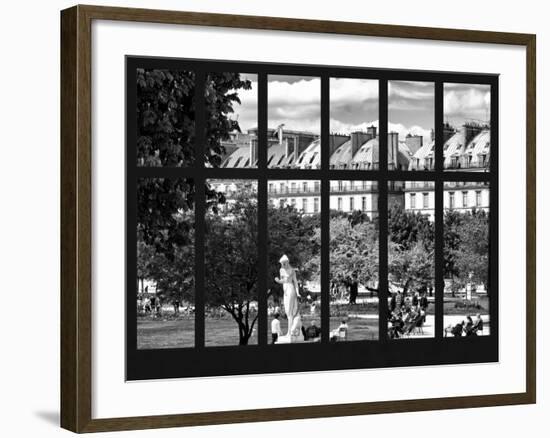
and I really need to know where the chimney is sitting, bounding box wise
[350,131,372,157]
[387,132,399,169]
[462,122,483,147]
[367,125,377,138]
[443,122,456,144]
[249,138,258,165]
[405,134,423,155]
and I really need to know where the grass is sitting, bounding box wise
[137,312,379,349]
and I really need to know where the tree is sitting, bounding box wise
[204,191,258,345]
[136,70,251,256]
[389,203,434,252]
[388,205,434,295]
[388,241,434,295]
[446,209,490,295]
[328,216,379,300]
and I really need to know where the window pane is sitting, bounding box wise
[329,78,379,170]
[205,179,258,346]
[206,73,258,168]
[268,75,321,169]
[444,84,491,171]
[388,81,435,171]
[444,182,490,337]
[330,180,379,341]
[136,69,196,167]
[388,181,435,339]
[136,178,195,349]
[267,180,321,343]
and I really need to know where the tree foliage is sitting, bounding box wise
[445,209,490,294]
[136,70,250,258]
[267,205,320,302]
[328,216,378,299]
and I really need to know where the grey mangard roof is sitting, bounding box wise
[350,138,379,169]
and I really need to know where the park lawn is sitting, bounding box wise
[137,314,380,349]
[443,296,489,315]
[137,316,194,349]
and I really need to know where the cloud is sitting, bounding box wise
[330,119,432,145]
[444,84,490,125]
[227,80,258,131]
[267,77,321,132]
[389,81,434,111]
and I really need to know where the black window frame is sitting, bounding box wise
[126,56,498,381]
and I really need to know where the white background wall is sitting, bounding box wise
[0,0,546,437]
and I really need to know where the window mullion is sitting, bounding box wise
[257,72,268,345]
[194,70,206,349]
[378,79,389,341]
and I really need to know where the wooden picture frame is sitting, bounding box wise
[61,4,536,433]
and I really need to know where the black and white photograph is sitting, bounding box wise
[128,60,499,378]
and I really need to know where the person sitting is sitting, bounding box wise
[473,313,484,334]
[389,311,405,339]
[451,321,465,337]
[464,315,476,336]
[302,320,321,341]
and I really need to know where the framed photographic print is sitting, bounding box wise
[61,4,536,433]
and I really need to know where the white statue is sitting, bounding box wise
[274,254,300,341]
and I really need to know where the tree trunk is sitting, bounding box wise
[238,322,250,345]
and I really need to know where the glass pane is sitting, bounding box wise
[205,73,258,168]
[330,180,379,341]
[205,179,258,346]
[444,182,490,337]
[388,81,435,171]
[268,75,321,169]
[329,78,379,170]
[136,69,196,167]
[444,84,491,171]
[136,178,195,349]
[267,180,321,343]
[388,181,435,339]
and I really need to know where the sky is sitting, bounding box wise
[444,83,491,127]
[268,75,321,133]
[222,75,491,142]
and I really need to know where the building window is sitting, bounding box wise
[338,180,343,192]
[314,181,320,192]
[302,181,308,193]
[290,182,297,193]
[302,198,308,212]
[349,197,354,211]
[449,192,455,209]
[290,198,296,208]
[338,197,343,211]
[462,191,468,208]
[268,183,274,193]
[362,196,367,211]
[410,193,416,209]
[423,193,429,209]
[476,190,482,207]
[313,197,319,213]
